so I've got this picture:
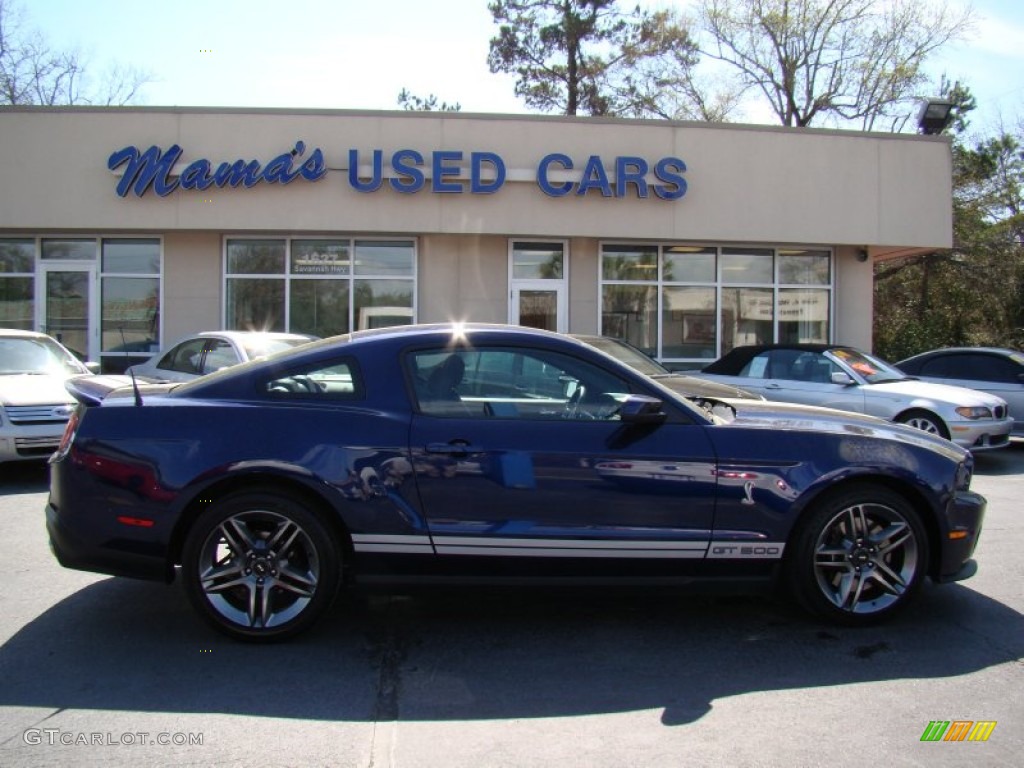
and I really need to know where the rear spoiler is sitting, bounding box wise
[65,374,175,406]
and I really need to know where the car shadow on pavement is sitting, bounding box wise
[972,440,1024,476]
[0,575,1020,727]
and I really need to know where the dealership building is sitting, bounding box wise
[0,107,952,372]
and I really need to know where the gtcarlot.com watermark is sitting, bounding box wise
[23,729,204,747]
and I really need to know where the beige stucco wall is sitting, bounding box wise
[834,246,876,350]
[162,231,222,342]
[0,107,952,249]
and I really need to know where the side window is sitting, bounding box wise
[789,352,834,383]
[738,352,772,379]
[409,346,632,420]
[159,338,206,374]
[202,339,238,374]
[922,354,1016,383]
[262,359,361,399]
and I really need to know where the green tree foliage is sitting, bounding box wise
[396,89,462,112]
[0,0,148,105]
[697,0,972,130]
[874,97,1024,359]
[486,0,700,118]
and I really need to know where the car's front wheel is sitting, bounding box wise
[182,490,340,642]
[788,484,928,624]
[896,409,950,439]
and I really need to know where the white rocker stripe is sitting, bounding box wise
[432,535,708,559]
[352,533,433,554]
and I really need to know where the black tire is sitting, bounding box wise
[787,484,929,625]
[896,409,950,440]
[182,490,340,642]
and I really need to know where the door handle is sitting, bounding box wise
[426,441,483,456]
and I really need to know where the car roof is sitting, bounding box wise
[0,328,54,340]
[194,330,316,342]
[898,347,1021,361]
[703,343,847,370]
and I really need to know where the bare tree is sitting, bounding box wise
[697,0,973,129]
[0,0,149,106]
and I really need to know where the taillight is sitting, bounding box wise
[54,408,81,457]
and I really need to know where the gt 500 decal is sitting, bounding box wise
[707,542,785,559]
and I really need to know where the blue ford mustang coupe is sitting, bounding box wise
[46,324,985,641]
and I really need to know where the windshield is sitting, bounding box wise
[578,337,670,376]
[828,347,907,384]
[0,336,87,376]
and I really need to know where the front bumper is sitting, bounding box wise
[948,418,1013,452]
[934,489,986,583]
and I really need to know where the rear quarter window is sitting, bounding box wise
[261,358,363,399]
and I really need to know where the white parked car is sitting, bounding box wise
[125,331,317,383]
[0,329,95,463]
[694,343,1013,452]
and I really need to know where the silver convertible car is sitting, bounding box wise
[694,344,1013,452]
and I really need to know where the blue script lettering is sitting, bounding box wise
[108,141,326,197]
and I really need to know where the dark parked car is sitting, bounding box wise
[572,334,763,403]
[47,324,985,641]
[695,344,1013,452]
[896,347,1024,438]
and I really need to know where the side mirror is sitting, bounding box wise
[84,361,101,374]
[830,371,855,386]
[619,394,667,425]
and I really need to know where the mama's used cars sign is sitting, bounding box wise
[107,141,688,200]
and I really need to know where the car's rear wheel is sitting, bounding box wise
[788,484,928,624]
[182,491,340,642]
[896,409,950,439]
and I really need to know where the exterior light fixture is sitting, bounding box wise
[917,99,954,135]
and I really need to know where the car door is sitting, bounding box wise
[406,344,718,576]
[745,349,867,413]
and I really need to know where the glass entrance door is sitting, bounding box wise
[511,283,565,332]
[41,265,96,361]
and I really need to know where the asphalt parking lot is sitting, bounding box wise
[1,446,1022,767]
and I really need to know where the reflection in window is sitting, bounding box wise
[721,248,773,284]
[226,238,416,337]
[0,239,35,330]
[601,244,832,365]
[42,239,96,261]
[512,242,564,279]
[601,284,657,356]
[100,239,161,373]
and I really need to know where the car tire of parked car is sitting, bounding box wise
[787,483,929,625]
[181,490,341,642]
[896,409,950,440]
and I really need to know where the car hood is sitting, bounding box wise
[652,373,762,400]
[866,379,1005,407]
[0,374,77,406]
[714,397,966,459]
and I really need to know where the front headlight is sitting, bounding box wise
[955,406,992,420]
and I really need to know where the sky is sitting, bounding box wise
[21,0,1024,136]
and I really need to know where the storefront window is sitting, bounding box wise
[100,238,161,373]
[0,239,35,329]
[600,244,832,365]
[42,239,96,261]
[226,238,416,337]
[512,242,564,279]
[601,284,657,355]
[721,287,774,355]
[226,278,286,332]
